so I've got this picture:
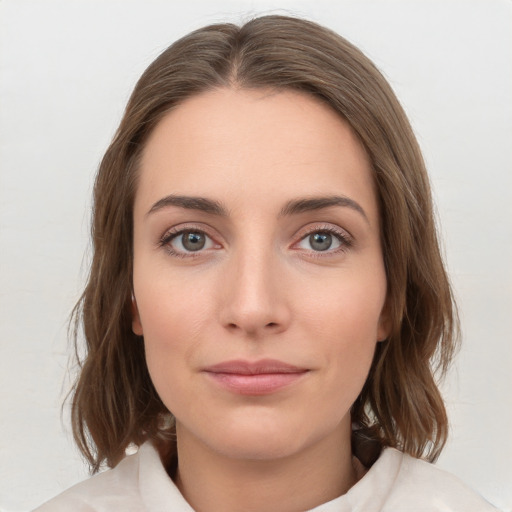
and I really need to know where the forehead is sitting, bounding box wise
[136,87,378,220]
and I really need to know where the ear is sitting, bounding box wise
[131,294,144,336]
[376,301,392,342]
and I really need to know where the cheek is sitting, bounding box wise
[299,270,386,391]
[301,267,386,342]
[134,272,215,403]
[134,262,215,338]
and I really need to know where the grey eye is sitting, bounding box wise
[308,232,333,251]
[165,229,216,255]
[181,232,206,251]
[296,230,343,253]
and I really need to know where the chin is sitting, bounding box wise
[208,429,305,461]
[184,408,344,462]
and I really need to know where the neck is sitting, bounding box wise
[173,419,357,512]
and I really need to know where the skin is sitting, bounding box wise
[132,87,389,512]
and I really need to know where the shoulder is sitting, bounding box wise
[380,448,499,511]
[33,442,185,512]
[33,449,143,512]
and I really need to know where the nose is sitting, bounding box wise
[218,245,291,338]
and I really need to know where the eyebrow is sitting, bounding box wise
[147,195,228,217]
[279,195,369,223]
[146,194,368,223]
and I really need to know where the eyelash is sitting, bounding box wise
[294,225,353,258]
[158,225,217,259]
[158,224,353,259]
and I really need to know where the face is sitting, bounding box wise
[132,88,389,461]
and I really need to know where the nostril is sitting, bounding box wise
[266,322,278,328]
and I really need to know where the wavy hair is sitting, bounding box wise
[70,15,459,472]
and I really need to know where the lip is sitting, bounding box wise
[202,359,309,395]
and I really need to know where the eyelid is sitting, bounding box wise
[158,223,222,257]
[157,222,353,258]
[291,223,354,254]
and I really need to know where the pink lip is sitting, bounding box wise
[202,359,309,395]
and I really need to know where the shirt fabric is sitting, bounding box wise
[34,441,499,511]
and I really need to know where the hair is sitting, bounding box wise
[70,14,459,473]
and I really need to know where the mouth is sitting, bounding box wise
[202,359,309,395]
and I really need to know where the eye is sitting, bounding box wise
[297,231,341,252]
[295,227,351,254]
[162,229,217,255]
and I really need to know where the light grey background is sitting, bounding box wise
[0,0,511,510]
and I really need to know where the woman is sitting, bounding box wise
[35,15,499,511]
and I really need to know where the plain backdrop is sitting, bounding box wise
[0,0,511,510]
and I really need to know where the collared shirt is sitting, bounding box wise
[34,442,499,511]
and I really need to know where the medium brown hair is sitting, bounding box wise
[71,15,459,472]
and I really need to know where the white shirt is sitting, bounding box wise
[34,442,499,511]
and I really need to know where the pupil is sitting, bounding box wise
[183,232,205,251]
[310,232,332,251]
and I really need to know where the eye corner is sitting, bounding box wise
[291,223,354,256]
[157,224,223,258]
